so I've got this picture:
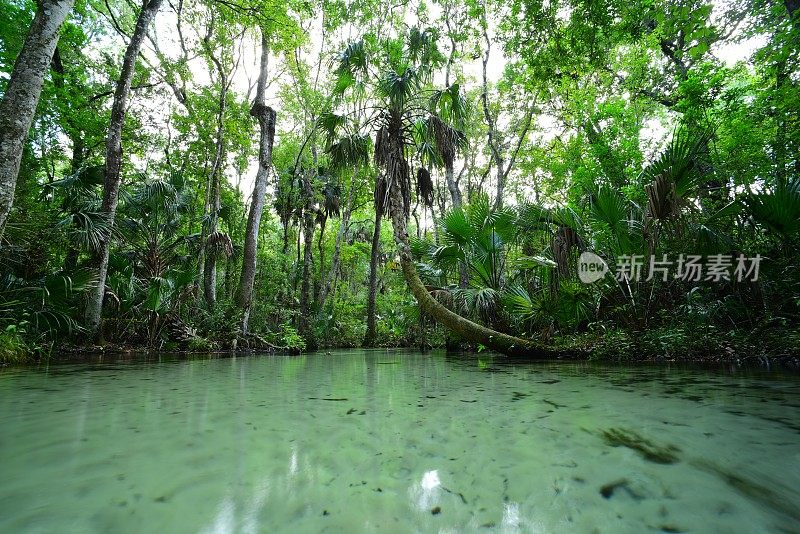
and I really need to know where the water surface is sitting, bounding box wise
[1,351,799,532]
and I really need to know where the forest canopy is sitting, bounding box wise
[0,0,798,361]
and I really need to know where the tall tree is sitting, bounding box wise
[0,0,75,236]
[237,29,276,335]
[85,0,163,339]
[298,170,317,347]
[363,174,383,347]
[328,29,547,356]
[478,8,533,210]
[317,170,358,311]
[199,18,232,309]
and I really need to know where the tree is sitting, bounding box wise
[476,5,534,210]
[199,13,235,309]
[237,28,276,335]
[0,0,75,236]
[364,172,383,346]
[328,29,548,356]
[85,0,163,339]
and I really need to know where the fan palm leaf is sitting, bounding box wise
[746,178,800,239]
[640,127,713,199]
[326,133,371,172]
[377,67,420,111]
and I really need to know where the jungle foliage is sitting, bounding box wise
[0,0,798,361]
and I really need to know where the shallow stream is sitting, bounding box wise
[1,351,798,532]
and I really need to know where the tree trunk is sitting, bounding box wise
[479,13,532,211]
[85,0,162,339]
[363,209,382,347]
[0,0,75,236]
[298,177,316,348]
[201,50,228,309]
[318,171,356,310]
[386,179,549,357]
[237,30,276,334]
[314,214,326,303]
[202,156,223,307]
[444,161,462,207]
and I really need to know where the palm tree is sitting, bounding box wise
[273,166,303,254]
[421,194,514,326]
[116,174,197,346]
[46,165,114,271]
[746,177,800,243]
[427,86,468,207]
[315,173,341,300]
[318,130,371,314]
[327,29,547,356]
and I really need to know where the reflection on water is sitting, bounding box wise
[0,351,799,533]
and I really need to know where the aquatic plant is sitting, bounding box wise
[601,427,681,464]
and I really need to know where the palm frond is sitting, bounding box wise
[405,27,445,75]
[452,286,502,324]
[429,83,467,128]
[318,112,347,139]
[440,206,473,247]
[57,208,114,253]
[745,178,800,238]
[588,185,630,232]
[326,133,371,172]
[136,178,177,205]
[206,231,233,259]
[503,285,538,323]
[416,167,434,209]
[377,67,419,111]
[333,39,368,92]
[641,127,713,198]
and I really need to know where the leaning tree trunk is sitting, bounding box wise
[363,208,382,347]
[0,0,75,236]
[386,181,550,357]
[237,30,276,335]
[381,117,549,357]
[85,0,162,339]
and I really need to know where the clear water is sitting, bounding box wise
[1,351,799,533]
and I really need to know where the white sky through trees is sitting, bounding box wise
[127,0,766,206]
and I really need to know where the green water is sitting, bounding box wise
[1,351,799,533]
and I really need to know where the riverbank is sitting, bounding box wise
[550,323,800,367]
[2,323,798,369]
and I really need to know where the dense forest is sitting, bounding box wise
[0,0,798,362]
